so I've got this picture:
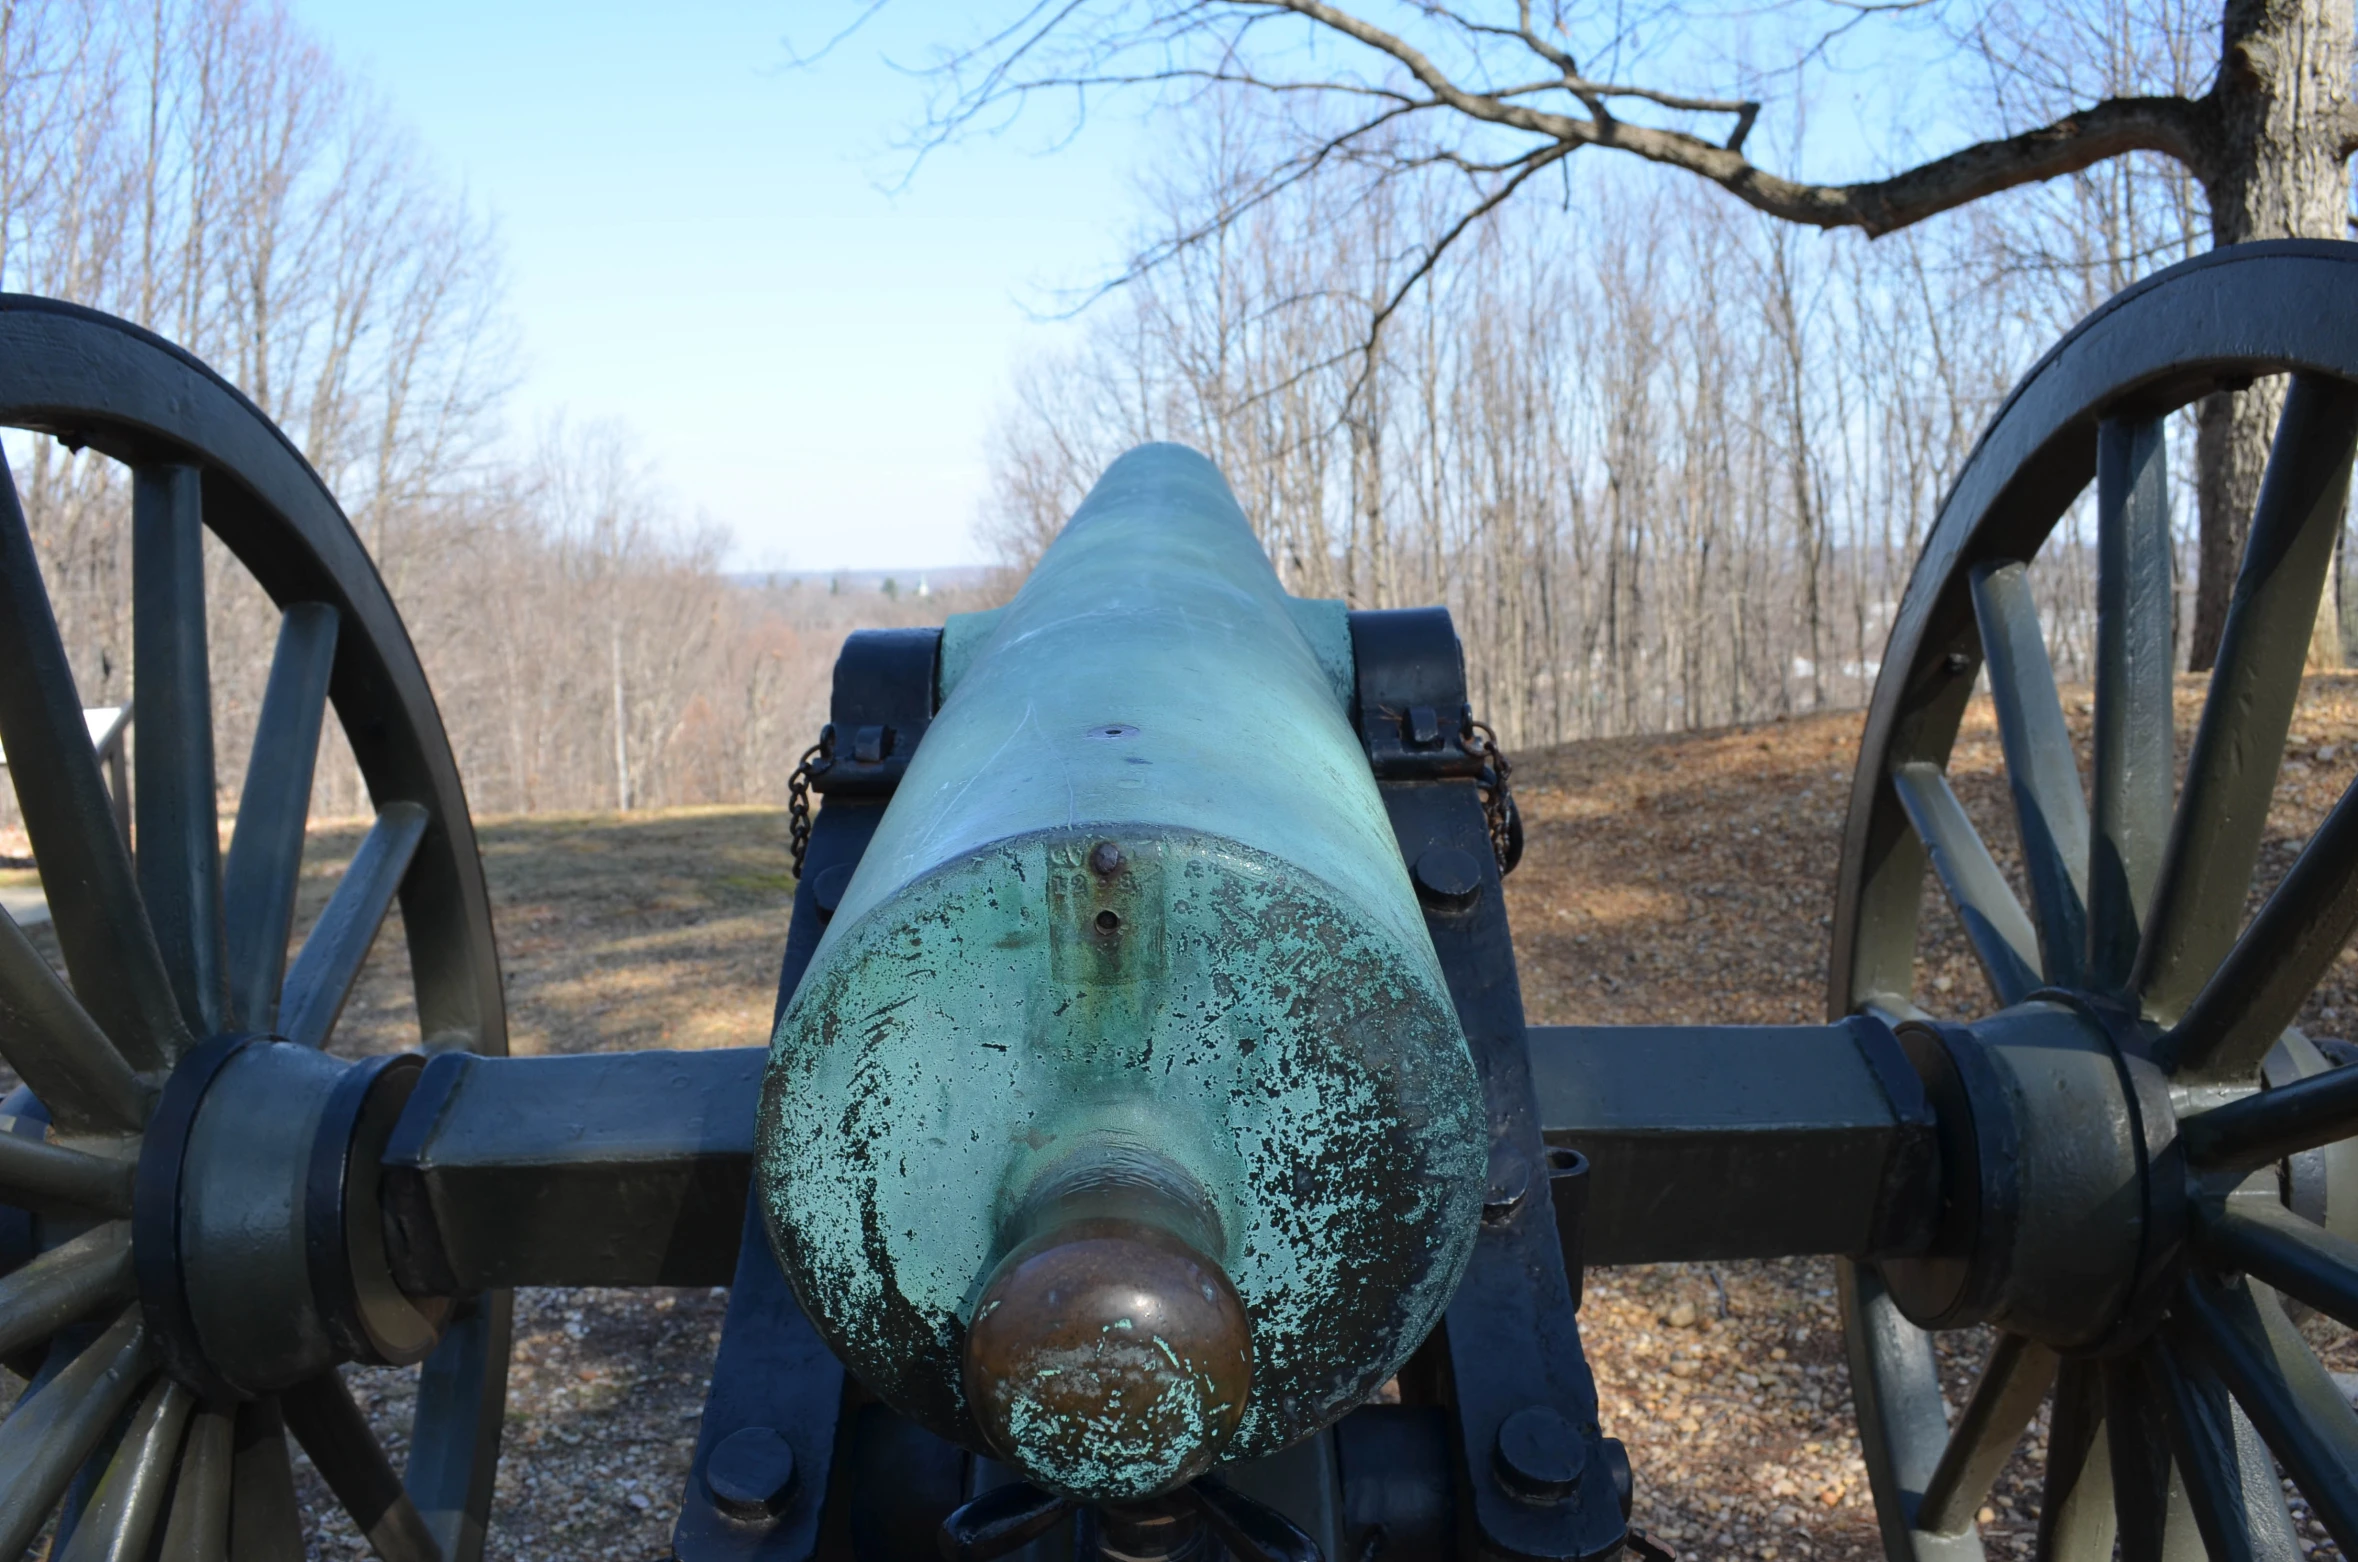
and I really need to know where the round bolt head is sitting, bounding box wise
[1090,840,1126,876]
[706,1425,797,1525]
[1412,846,1483,908]
[810,863,854,918]
[1483,1149,1531,1223]
[1494,1404,1584,1504]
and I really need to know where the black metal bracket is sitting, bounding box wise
[1349,609,1488,783]
[805,628,941,800]
[1349,607,1629,1562]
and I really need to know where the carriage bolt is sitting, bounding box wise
[1090,840,1125,876]
[1493,1404,1583,1504]
[705,1426,797,1526]
[1412,845,1483,910]
[810,863,853,920]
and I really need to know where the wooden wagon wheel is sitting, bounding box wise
[1831,239,2358,1560]
[0,296,509,1562]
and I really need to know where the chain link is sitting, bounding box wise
[1461,718,1522,876]
[786,725,834,880]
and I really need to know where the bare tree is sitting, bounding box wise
[913,0,2354,665]
[978,104,2037,747]
[0,0,993,840]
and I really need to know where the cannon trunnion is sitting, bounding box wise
[12,247,2358,1562]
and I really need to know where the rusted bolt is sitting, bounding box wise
[1493,1404,1583,1504]
[1090,841,1125,876]
[706,1425,797,1526]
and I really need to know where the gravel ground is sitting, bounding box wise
[13,677,2358,1560]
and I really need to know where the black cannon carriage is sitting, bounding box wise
[4,241,2358,1562]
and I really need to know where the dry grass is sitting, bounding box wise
[13,675,2358,1559]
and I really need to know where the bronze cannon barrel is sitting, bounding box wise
[755,445,1486,1501]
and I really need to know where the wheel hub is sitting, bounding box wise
[134,1035,449,1398]
[1882,998,2194,1353]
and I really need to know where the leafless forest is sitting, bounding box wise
[0,0,999,831]
[0,0,2344,834]
[975,23,2297,751]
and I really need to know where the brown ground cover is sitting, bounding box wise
[14,675,2358,1560]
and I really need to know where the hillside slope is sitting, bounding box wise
[14,677,2358,1559]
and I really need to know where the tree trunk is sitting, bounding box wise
[2189,0,2354,670]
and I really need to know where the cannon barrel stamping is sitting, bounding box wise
[756,444,1487,1501]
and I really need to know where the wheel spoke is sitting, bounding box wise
[0,1308,153,1557]
[405,1288,510,1562]
[1970,562,2089,986]
[0,449,189,1070]
[133,463,227,1040]
[222,603,338,1034]
[2176,1275,2358,1552]
[2103,1351,2205,1558]
[2180,1062,2358,1172]
[157,1402,233,1562]
[0,906,147,1135]
[284,1369,445,1562]
[2135,375,2358,1048]
[1836,1261,1985,1558]
[2162,777,2358,1076]
[0,1221,133,1358]
[1891,763,2042,1004]
[1918,1332,2058,1535]
[227,1397,305,1562]
[0,1121,134,1216]
[2147,1334,2300,1560]
[55,1375,194,1562]
[278,801,427,1049]
[2090,414,2177,992]
[2196,1197,2358,1329]
[2036,1358,2115,1561]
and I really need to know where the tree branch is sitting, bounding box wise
[1248,0,2214,234]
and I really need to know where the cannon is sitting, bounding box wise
[4,241,2358,1562]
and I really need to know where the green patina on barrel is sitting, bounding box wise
[755,443,1484,1500]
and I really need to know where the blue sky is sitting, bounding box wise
[288,2,1144,572]
[285,2,1973,574]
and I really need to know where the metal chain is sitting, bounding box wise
[1461,718,1521,876]
[786,725,834,879]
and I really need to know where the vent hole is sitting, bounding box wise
[1095,909,1122,934]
